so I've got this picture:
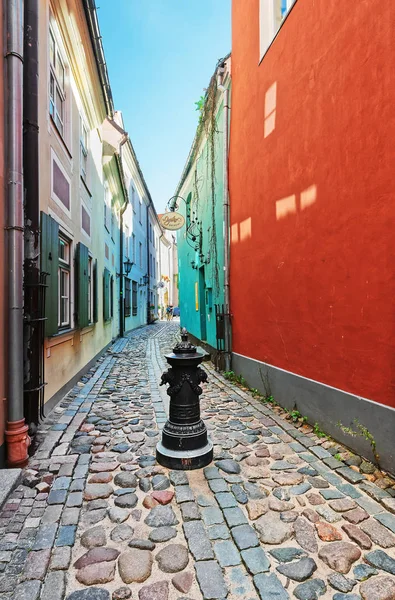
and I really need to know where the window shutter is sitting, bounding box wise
[93,259,98,323]
[40,211,59,337]
[76,242,89,328]
[103,268,110,321]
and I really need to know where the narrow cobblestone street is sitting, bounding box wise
[0,323,395,600]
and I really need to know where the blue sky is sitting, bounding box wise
[97,1,231,213]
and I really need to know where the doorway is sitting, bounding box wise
[199,267,207,341]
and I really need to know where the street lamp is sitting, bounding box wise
[123,258,134,276]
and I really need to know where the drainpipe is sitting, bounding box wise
[5,0,30,466]
[23,0,41,429]
[118,137,128,338]
[217,65,231,372]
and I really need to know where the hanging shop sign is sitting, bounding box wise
[160,212,185,231]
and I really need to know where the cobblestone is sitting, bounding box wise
[1,323,394,600]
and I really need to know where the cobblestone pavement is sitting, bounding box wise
[1,322,395,600]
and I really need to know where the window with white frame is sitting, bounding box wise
[125,278,131,317]
[132,233,136,263]
[80,117,88,182]
[139,242,142,268]
[58,234,71,328]
[259,0,296,60]
[139,200,142,224]
[104,184,111,231]
[130,185,136,212]
[111,212,115,240]
[132,281,138,316]
[125,225,129,258]
[49,28,66,136]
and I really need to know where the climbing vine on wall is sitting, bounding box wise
[195,70,220,296]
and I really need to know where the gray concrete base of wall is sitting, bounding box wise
[232,352,395,475]
[0,467,21,509]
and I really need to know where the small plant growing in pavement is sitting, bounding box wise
[223,370,236,381]
[337,419,379,465]
[334,453,342,461]
[313,422,327,438]
[289,409,307,423]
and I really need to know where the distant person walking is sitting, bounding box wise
[166,306,173,321]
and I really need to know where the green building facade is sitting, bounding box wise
[175,58,231,361]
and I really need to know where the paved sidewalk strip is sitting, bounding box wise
[0,323,394,599]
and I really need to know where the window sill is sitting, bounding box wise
[81,324,95,335]
[46,329,75,350]
[50,117,72,159]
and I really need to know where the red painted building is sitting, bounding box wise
[229,0,395,470]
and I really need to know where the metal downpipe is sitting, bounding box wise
[217,74,231,372]
[5,0,30,466]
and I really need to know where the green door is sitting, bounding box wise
[199,267,207,341]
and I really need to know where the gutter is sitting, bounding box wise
[82,0,114,117]
[217,61,231,372]
[116,139,129,338]
[5,0,30,466]
[174,53,231,199]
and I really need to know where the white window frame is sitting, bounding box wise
[125,225,129,258]
[49,26,66,137]
[259,0,296,62]
[58,233,71,329]
[51,148,71,218]
[130,184,136,212]
[81,200,91,241]
[80,116,88,182]
[111,212,115,241]
[104,183,111,232]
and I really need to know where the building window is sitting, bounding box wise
[58,234,71,328]
[132,281,138,316]
[259,0,295,60]
[49,28,66,136]
[125,225,129,258]
[125,277,131,317]
[139,242,142,268]
[81,204,91,237]
[104,184,111,231]
[130,185,136,212]
[80,117,88,181]
[139,200,142,224]
[111,212,115,240]
[51,150,71,214]
[132,233,136,263]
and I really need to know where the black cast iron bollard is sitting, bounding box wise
[156,328,213,470]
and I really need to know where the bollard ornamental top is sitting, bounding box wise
[173,328,197,354]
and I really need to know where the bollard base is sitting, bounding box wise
[156,440,213,470]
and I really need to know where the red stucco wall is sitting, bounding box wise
[230,0,395,408]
